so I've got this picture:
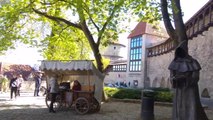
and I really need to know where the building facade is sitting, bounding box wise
[126,22,168,88]
[102,42,127,85]
[146,0,213,97]
[104,22,168,88]
[104,1,213,99]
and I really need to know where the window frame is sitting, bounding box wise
[129,36,142,72]
[112,64,127,72]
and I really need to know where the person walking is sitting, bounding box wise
[9,74,18,100]
[17,74,23,96]
[34,72,42,97]
[49,75,59,113]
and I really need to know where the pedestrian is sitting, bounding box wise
[17,74,23,96]
[34,72,42,97]
[49,75,59,113]
[9,74,18,100]
[0,75,9,93]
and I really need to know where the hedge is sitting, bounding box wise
[104,87,173,102]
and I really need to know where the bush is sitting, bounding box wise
[150,87,171,92]
[143,88,173,102]
[104,87,141,99]
[154,91,173,102]
[104,87,173,102]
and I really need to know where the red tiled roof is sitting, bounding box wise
[127,21,147,38]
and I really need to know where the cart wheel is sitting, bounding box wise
[45,94,61,111]
[91,97,101,113]
[45,94,51,108]
[75,97,90,114]
[54,95,62,110]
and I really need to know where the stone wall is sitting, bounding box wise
[146,27,213,98]
[104,72,126,84]
[188,27,213,98]
[146,51,173,88]
[20,80,46,92]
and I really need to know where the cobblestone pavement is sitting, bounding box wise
[0,92,213,120]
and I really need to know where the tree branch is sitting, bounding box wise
[56,25,70,39]
[32,8,82,30]
[40,1,57,5]
[172,0,188,43]
[40,0,70,5]
[97,0,124,46]
[81,2,100,32]
[89,16,100,32]
[160,0,177,40]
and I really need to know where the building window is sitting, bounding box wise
[129,36,142,72]
[112,64,127,72]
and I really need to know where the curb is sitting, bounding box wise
[108,98,173,107]
[108,98,211,110]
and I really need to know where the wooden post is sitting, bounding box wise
[87,70,91,91]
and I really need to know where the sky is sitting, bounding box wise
[0,0,209,66]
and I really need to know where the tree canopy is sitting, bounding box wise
[41,24,91,60]
[0,0,160,72]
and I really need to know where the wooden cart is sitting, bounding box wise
[40,60,104,114]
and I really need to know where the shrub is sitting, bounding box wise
[104,87,141,99]
[104,87,173,102]
[143,88,173,102]
[154,91,173,102]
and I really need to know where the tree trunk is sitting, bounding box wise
[161,0,209,119]
[80,21,104,73]
[171,0,188,53]
[80,21,106,101]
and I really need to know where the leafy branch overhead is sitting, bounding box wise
[0,0,160,72]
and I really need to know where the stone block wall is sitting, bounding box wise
[146,27,213,98]
[20,80,46,92]
[146,52,173,88]
[188,27,213,98]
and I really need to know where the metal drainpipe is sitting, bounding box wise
[144,48,148,89]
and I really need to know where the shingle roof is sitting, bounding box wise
[127,21,147,38]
